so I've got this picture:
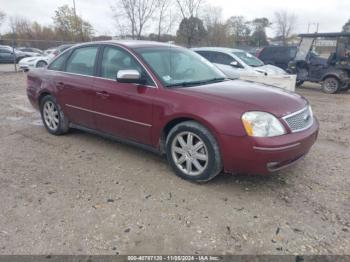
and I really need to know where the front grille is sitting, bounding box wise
[283,106,313,133]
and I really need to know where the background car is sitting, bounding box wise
[258,46,298,70]
[0,46,27,63]
[51,44,74,57]
[17,47,44,57]
[43,48,55,56]
[193,47,296,91]
[19,55,51,71]
[19,44,74,71]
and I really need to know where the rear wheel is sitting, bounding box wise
[296,80,304,87]
[322,76,340,94]
[40,95,69,135]
[166,121,222,182]
[36,61,47,68]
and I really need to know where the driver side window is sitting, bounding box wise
[100,46,154,86]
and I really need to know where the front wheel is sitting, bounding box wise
[322,77,340,94]
[166,121,222,182]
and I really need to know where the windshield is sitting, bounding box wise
[135,46,226,87]
[295,37,314,60]
[232,51,264,67]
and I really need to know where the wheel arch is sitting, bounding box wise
[38,91,53,107]
[36,60,48,67]
[321,73,341,82]
[158,115,221,155]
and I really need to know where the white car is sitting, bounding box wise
[193,47,296,91]
[17,47,44,57]
[18,54,54,71]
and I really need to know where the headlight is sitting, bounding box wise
[242,111,286,137]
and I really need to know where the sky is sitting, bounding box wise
[0,0,350,36]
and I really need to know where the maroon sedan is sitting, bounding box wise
[26,41,319,182]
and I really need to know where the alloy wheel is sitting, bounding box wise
[171,131,208,176]
[43,101,59,131]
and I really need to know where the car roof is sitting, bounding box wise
[191,47,245,53]
[299,32,350,38]
[264,45,297,49]
[70,40,181,50]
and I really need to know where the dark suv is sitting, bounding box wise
[258,46,297,70]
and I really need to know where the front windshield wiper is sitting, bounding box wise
[166,78,227,88]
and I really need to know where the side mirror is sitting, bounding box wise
[117,70,144,84]
[230,61,240,67]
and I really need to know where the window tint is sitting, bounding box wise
[48,51,70,71]
[210,52,235,65]
[100,46,153,85]
[0,48,11,54]
[65,46,98,76]
[135,47,225,87]
[196,51,213,61]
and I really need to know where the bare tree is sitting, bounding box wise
[112,0,158,39]
[226,16,251,46]
[9,16,32,37]
[154,0,178,41]
[0,10,5,30]
[274,10,297,45]
[176,0,203,19]
[202,6,230,47]
[175,0,205,46]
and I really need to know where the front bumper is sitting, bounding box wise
[220,118,319,174]
[19,63,35,71]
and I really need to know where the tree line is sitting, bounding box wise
[1,1,350,50]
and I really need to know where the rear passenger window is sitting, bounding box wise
[211,52,235,65]
[259,47,274,60]
[65,46,98,76]
[196,51,213,62]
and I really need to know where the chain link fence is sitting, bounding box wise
[0,38,78,73]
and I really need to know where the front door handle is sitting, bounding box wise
[96,91,110,98]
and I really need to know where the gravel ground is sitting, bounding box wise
[0,72,349,255]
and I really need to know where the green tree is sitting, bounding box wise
[176,16,207,47]
[250,17,271,47]
[342,19,350,32]
[53,5,94,42]
[227,16,251,46]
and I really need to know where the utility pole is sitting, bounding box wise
[72,0,81,41]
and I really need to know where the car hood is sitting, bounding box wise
[173,80,307,118]
[254,65,286,75]
[20,56,48,63]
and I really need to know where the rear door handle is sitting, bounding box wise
[96,91,110,98]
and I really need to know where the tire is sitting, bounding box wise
[322,76,340,94]
[166,121,222,182]
[36,61,47,68]
[296,80,304,87]
[40,95,69,135]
